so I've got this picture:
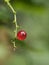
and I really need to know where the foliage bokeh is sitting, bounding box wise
[0,0,49,65]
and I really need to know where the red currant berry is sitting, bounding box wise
[17,30,27,40]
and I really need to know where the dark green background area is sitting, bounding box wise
[0,0,49,65]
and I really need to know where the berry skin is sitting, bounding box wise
[17,30,27,41]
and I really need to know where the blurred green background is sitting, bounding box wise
[0,0,49,65]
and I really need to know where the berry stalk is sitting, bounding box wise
[4,0,18,50]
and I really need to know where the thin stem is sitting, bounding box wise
[6,1,16,14]
[14,13,17,37]
[5,0,18,50]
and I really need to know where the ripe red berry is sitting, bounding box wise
[17,30,27,40]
